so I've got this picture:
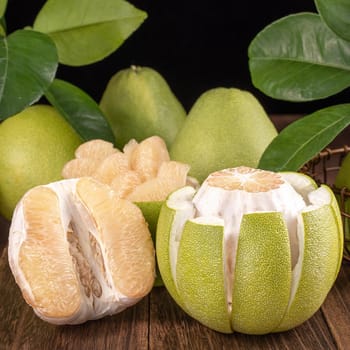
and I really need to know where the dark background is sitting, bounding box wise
[5,0,350,115]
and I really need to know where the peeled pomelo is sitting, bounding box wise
[8,177,155,324]
[99,65,186,149]
[0,104,82,221]
[62,136,194,202]
[62,136,198,286]
[156,166,343,334]
[170,88,278,183]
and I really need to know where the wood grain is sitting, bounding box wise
[149,287,338,350]
[0,248,149,350]
[2,243,347,350]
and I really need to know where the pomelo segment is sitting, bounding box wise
[231,212,291,334]
[156,167,343,334]
[76,178,155,299]
[62,136,194,203]
[16,186,81,319]
[62,136,197,288]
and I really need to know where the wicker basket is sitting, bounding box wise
[301,146,350,262]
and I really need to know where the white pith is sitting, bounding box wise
[8,178,138,325]
[166,168,331,318]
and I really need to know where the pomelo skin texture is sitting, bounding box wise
[99,65,186,149]
[169,88,278,183]
[0,105,82,221]
[156,167,343,334]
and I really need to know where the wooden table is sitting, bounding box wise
[1,115,350,349]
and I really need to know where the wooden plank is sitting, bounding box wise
[0,247,149,350]
[321,262,350,350]
[149,286,337,349]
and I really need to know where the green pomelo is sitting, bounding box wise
[335,152,350,190]
[136,200,164,286]
[334,154,350,255]
[170,88,278,183]
[156,178,342,335]
[0,105,82,221]
[100,65,186,149]
[232,212,291,335]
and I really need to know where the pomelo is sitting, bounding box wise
[0,104,82,221]
[334,153,350,256]
[99,65,186,149]
[8,177,155,324]
[62,136,199,286]
[170,88,278,183]
[156,166,343,334]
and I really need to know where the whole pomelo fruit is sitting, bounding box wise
[334,153,350,255]
[0,104,82,221]
[99,65,186,149]
[156,167,343,334]
[170,87,278,183]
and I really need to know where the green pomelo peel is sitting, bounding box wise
[100,65,186,149]
[276,204,340,332]
[170,88,278,183]
[0,105,82,220]
[176,220,231,333]
[156,172,343,335]
[232,212,291,335]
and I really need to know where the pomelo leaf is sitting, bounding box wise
[33,0,147,66]
[0,29,58,120]
[258,104,350,172]
[315,0,350,41]
[45,79,115,143]
[248,13,350,101]
[0,0,7,18]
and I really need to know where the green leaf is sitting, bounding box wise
[0,0,7,18]
[258,104,350,172]
[248,13,350,102]
[0,17,6,36]
[315,0,350,41]
[0,29,58,120]
[45,79,115,143]
[33,0,147,66]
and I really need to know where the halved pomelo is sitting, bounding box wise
[156,166,343,334]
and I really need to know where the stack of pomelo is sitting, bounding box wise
[3,68,343,333]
